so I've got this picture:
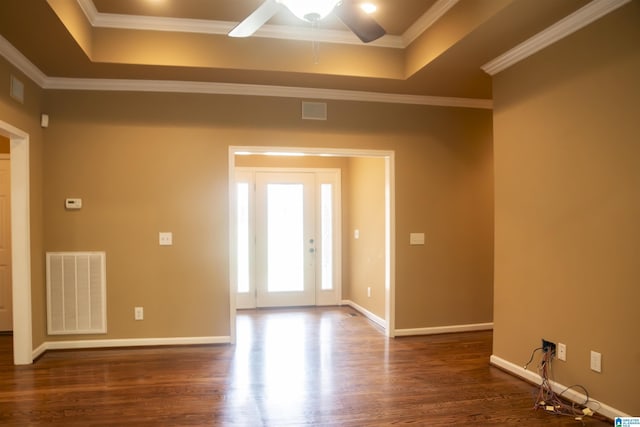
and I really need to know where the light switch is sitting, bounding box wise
[159,232,173,246]
[65,198,82,210]
[410,233,425,245]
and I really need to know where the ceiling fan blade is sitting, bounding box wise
[229,0,280,38]
[334,1,386,43]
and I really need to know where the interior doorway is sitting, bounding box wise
[0,120,32,365]
[229,147,395,344]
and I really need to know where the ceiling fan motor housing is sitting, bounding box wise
[230,0,385,43]
[278,0,341,22]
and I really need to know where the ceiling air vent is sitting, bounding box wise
[302,101,327,121]
[10,75,24,104]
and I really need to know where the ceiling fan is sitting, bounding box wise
[229,0,386,43]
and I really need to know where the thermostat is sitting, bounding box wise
[65,198,82,210]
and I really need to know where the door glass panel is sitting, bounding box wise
[320,183,333,291]
[236,183,250,293]
[267,184,304,292]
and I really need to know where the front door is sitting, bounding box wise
[0,157,12,331]
[255,172,316,307]
[235,168,341,309]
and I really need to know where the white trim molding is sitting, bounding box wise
[0,35,47,87]
[402,0,459,46]
[43,77,492,109]
[0,121,32,365]
[395,322,493,337]
[229,146,396,344]
[33,336,231,359]
[490,355,631,420]
[342,300,387,329]
[94,13,404,49]
[482,0,631,75]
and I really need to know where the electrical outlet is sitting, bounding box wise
[367,287,371,297]
[134,306,144,321]
[159,232,173,246]
[542,339,556,356]
[590,351,602,372]
[557,343,566,361]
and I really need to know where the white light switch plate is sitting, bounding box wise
[65,198,82,210]
[557,343,566,361]
[410,233,425,245]
[590,351,602,372]
[159,232,173,246]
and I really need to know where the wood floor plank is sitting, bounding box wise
[0,307,611,426]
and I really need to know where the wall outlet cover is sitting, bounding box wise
[557,343,566,361]
[159,232,173,246]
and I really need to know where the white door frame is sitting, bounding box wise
[0,120,32,365]
[228,146,396,343]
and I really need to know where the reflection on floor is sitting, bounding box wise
[0,307,610,425]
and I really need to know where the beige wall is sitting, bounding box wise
[40,89,493,342]
[394,109,494,329]
[492,2,640,415]
[348,157,386,318]
[0,57,46,349]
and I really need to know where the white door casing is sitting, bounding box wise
[0,120,32,365]
[228,147,395,345]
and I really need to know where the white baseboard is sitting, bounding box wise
[32,342,48,360]
[342,300,387,329]
[32,336,230,359]
[490,354,630,420]
[395,322,493,336]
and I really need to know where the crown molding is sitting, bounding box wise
[75,0,441,49]
[0,35,47,87]
[482,0,631,75]
[402,0,459,46]
[44,77,493,109]
[76,0,98,23]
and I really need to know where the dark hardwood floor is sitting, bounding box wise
[0,307,611,426]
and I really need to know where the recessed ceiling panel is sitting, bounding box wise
[90,0,438,35]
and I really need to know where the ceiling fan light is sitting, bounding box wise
[360,3,377,14]
[278,0,341,22]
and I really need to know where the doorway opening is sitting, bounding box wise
[228,147,395,343]
[0,120,32,365]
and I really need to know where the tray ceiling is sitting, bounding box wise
[0,0,618,101]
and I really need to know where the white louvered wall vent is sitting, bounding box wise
[46,252,107,335]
